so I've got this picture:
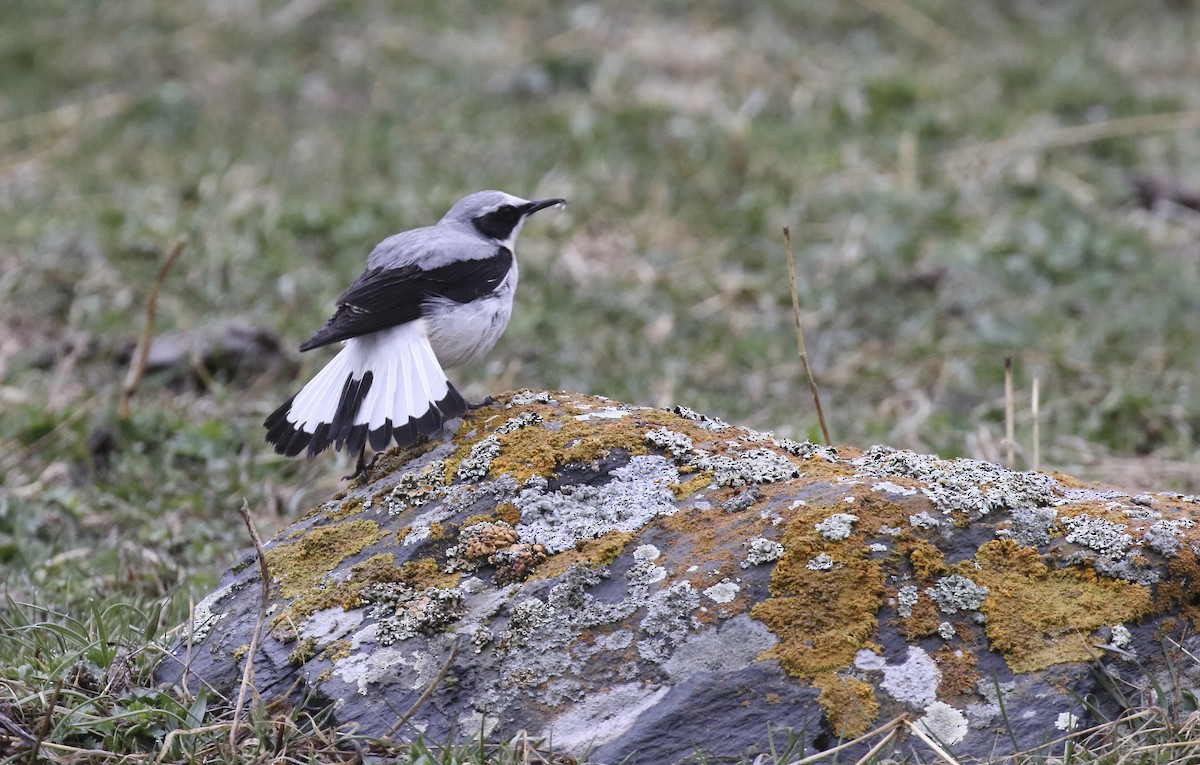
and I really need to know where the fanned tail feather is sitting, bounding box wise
[263,322,469,460]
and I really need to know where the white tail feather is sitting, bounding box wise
[287,322,452,435]
[291,345,357,432]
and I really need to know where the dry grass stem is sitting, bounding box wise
[1004,356,1015,467]
[230,499,271,754]
[1032,374,1040,471]
[947,110,1200,166]
[903,719,964,765]
[119,237,187,420]
[0,92,130,147]
[787,715,905,764]
[854,0,960,56]
[851,726,898,765]
[783,227,832,447]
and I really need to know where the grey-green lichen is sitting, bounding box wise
[852,446,1059,518]
[456,436,501,481]
[359,583,465,646]
[741,537,784,568]
[514,456,680,554]
[926,574,989,614]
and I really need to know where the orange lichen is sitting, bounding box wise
[813,673,879,738]
[752,555,884,677]
[972,539,1154,673]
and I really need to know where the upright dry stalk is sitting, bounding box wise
[783,227,832,446]
[119,237,187,419]
[1004,356,1014,467]
[230,500,270,754]
[1031,374,1040,471]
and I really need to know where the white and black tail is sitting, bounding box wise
[264,322,467,460]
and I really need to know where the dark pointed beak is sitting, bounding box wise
[523,198,567,216]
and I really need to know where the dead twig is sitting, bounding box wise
[119,237,187,420]
[230,499,270,754]
[783,227,832,446]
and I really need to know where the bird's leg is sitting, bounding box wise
[344,445,370,481]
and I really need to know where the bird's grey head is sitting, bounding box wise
[440,190,566,245]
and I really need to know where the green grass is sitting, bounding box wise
[3,0,1200,761]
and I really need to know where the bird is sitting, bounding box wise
[264,190,565,474]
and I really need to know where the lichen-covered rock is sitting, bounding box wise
[158,391,1200,764]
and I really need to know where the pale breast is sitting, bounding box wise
[422,267,517,369]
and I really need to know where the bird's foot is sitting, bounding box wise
[467,396,498,411]
[343,449,381,482]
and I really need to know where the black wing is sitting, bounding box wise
[299,247,513,351]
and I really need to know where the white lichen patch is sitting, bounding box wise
[515,456,680,554]
[381,461,447,515]
[703,579,739,604]
[806,553,834,571]
[1145,518,1195,557]
[1109,624,1132,650]
[926,574,989,614]
[671,405,729,431]
[855,646,941,708]
[916,701,969,745]
[457,711,500,740]
[540,683,672,751]
[938,622,956,640]
[741,537,784,568]
[998,506,1060,547]
[868,542,888,553]
[1055,711,1079,731]
[185,581,234,644]
[909,511,941,529]
[873,481,917,495]
[633,544,660,561]
[815,512,858,541]
[625,557,667,585]
[574,407,632,421]
[772,437,838,462]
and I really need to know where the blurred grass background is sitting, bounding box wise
[1,1,1199,746]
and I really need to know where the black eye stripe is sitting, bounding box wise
[473,205,523,240]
